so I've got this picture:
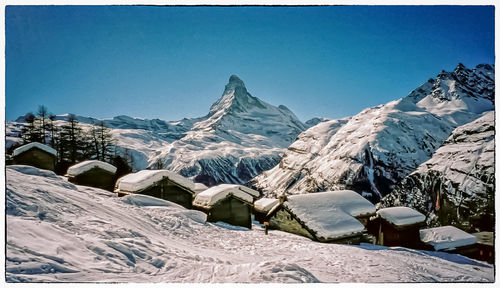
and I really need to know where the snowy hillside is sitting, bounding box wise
[252,64,494,202]
[6,75,306,185]
[5,165,494,282]
[378,111,495,232]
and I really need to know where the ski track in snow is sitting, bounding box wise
[5,166,494,283]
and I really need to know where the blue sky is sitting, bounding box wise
[5,5,495,122]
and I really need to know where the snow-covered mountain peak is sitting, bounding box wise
[207,75,267,117]
[406,63,494,106]
[228,74,245,86]
[197,75,305,139]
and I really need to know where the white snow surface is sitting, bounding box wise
[254,198,279,213]
[12,142,57,157]
[193,184,254,208]
[377,207,426,226]
[283,191,376,240]
[420,226,477,251]
[116,169,195,193]
[66,160,117,176]
[5,166,493,282]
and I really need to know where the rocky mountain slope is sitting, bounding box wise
[251,64,494,202]
[378,111,494,232]
[7,75,306,187]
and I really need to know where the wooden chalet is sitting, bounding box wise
[114,169,197,209]
[12,142,57,171]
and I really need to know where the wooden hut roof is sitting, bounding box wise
[116,169,195,193]
[13,142,57,157]
[194,183,208,194]
[281,190,375,240]
[193,184,254,209]
[377,207,425,227]
[66,160,117,177]
[420,225,477,251]
[254,198,279,214]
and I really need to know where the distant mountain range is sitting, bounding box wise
[8,75,307,186]
[7,64,495,229]
[251,63,494,204]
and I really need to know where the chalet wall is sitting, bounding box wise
[269,208,314,240]
[69,168,115,191]
[207,197,251,228]
[140,179,193,209]
[13,149,55,171]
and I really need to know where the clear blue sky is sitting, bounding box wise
[5,5,495,122]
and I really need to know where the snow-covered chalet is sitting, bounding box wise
[114,169,197,209]
[66,160,117,191]
[266,190,376,244]
[192,184,259,229]
[12,142,57,171]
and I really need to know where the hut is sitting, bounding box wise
[114,169,196,209]
[419,226,495,263]
[267,190,376,244]
[12,142,57,171]
[371,206,426,248]
[419,225,477,252]
[192,184,257,229]
[253,197,279,224]
[66,160,117,191]
[471,232,494,264]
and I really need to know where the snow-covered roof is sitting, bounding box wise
[285,198,364,240]
[194,183,208,194]
[377,207,426,227]
[116,169,195,193]
[254,198,279,213]
[13,142,57,157]
[287,190,376,218]
[193,184,254,209]
[66,160,117,176]
[213,184,260,198]
[283,191,375,240]
[420,226,477,251]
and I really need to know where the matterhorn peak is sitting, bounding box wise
[229,74,245,85]
[223,74,248,95]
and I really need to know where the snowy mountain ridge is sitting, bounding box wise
[251,63,494,202]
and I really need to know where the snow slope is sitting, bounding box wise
[252,64,494,202]
[378,111,495,232]
[5,165,493,282]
